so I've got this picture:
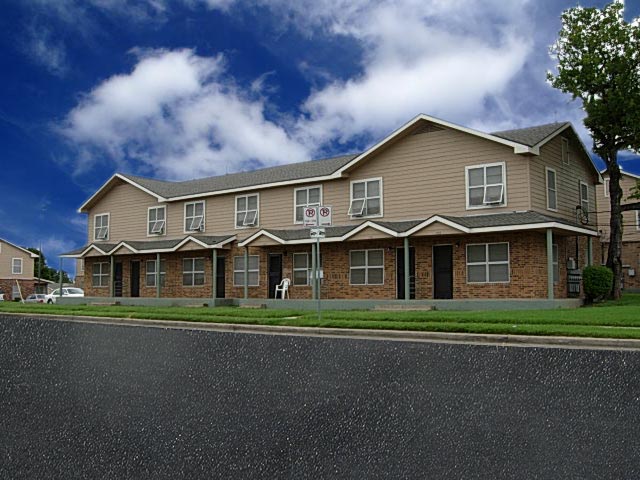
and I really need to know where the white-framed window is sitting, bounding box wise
[580,181,589,216]
[350,249,384,285]
[552,244,559,283]
[466,243,510,283]
[92,262,110,287]
[636,210,640,231]
[146,259,166,287]
[235,194,259,228]
[11,258,23,275]
[546,167,558,211]
[94,213,110,240]
[348,178,382,217]
[233,255,259,286]
[184,201,205,232]
[561,137,570,165]
[183,258,205,286]
[465,163,506,209]
[604,178,610,198]
[148,206,166,235]
[293,253,310,285]
[294,186,322,223]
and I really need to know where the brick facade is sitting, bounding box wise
[0,278,38,300]
[82,231,594,300]
[600,240,640,291]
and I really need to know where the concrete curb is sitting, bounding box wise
[3,312,640,351]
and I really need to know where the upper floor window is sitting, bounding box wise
[467,243,510,283]
[148,206,166,235]
[561,137,570,165]
[465,163,505,209]
[546,167,557,211]
[236,194,259,228]
[184,201,205,232]
[604,178,610,198]
[580,181,589,220]
[294,186,322,223]
[183,258,205,286]
[349,178,382,217]
[636,210,640,231]
[12,258,23,275]
[92,262,110,287]
[94,213,109,241]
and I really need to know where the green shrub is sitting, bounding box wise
[583,265,613,303]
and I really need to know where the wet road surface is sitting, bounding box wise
[1,315,639,479]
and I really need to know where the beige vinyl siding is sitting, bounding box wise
[0,241,34,279]
[87,180,167,242]
[596,174,640,242]
[530,135,598,224]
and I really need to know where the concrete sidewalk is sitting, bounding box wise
[4,312,640,351]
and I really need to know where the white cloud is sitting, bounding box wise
[60,49,310,179]
[24,25,68,77]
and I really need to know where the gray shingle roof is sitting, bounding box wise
[261,225,358,241]
[441,211,592,230]
[61,236,234,256]
[491,122,569,147]
[122,154,358,199]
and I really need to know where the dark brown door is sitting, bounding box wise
[433,245,453,299]
[216,256,225,298]
[130,261,140,297]
[268,254,283,298]
[114,262,123,297]
[396,247,416,299]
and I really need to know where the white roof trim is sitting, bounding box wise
[66,235,236,257]
[342,221,399,239]
[0,238,39,258]
[403,216,471,236]
[238,230,287,247]
[79,173,168,212]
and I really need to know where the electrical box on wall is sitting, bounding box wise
[566,258,576,270]
[629,268,636,277]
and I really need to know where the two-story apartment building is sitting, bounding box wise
[0,238,42,300]
[63,114,601,301]
[596,170,640,291]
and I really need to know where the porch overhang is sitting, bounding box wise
[60,234,236,258]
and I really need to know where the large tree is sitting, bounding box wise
[547,1,640,299]
[27,248,72,284]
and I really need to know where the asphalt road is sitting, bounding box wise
[1,315,639,479]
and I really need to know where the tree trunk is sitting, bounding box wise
[606,156,623,300]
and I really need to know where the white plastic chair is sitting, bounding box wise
[275,278,290,299]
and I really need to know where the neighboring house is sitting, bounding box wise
[0,238,45,300]
[596,170,640,291]
[62,114,601,301]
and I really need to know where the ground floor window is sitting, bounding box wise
[183,258,205,286]
[146,259,166,287]
[92,262,110,287]
[552,244,559,283]
[293,253,309,285]
[466,243,509,283]
[350,249,384,285]
[233,255,259,286]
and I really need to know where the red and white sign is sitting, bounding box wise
[303,207,318,226]
[318,206,332,226]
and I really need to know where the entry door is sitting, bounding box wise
[114,262,123,297]
[433,245,453,299]
[130,261,140,297]
[216,256,226,298]
[268,254,283,298]
[396,247,416,299]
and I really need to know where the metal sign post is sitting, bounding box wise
[310,226,325,319]
[308,207,331,320]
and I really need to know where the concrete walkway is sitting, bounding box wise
[5,312,640,351]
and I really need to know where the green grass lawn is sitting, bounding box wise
[1,294,640,339]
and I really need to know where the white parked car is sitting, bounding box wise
[45,288,85,304]
[25,294,48,303]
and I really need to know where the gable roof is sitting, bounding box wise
[80,114,600,212]
[0,238,39,258]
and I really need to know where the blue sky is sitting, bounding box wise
[1,0,639,277]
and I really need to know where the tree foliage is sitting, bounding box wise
[547,1,640,299]
[27,248,72,283]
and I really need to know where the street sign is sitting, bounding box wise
[318,206,332,226]
[310,227,325,238]
[304,207,318,226]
